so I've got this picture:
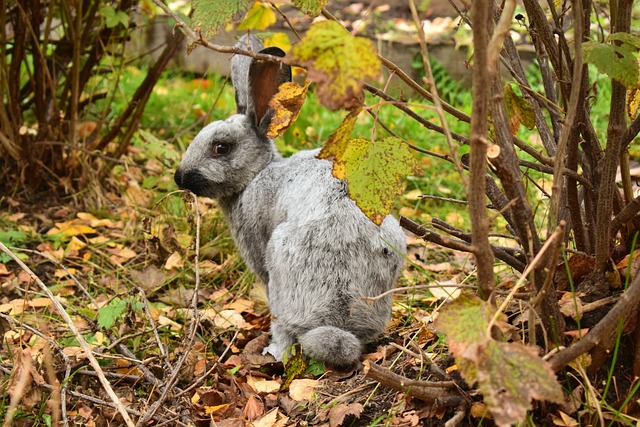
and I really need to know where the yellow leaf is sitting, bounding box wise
[238,1,276,31]
[47,223,97,237]
[66,236,87,252]
[205,404,230,415]
[264,32,291,52]
[77,212,116,228]
[628,85,640,120]
[267,82,308,138]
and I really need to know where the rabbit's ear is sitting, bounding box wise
[247,46,292,136]
[231,35,264,115]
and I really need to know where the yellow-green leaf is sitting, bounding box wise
[282,344,309,390]
[435,294,563,426]
[267,82,308,138]
[191,0,252,40]
[583,32,640,88]
[292,0,328,17]
[264,32,292,52]
[477,341,563,426]
[317,108,361,179]
[503,84,536,135]
[628,85,640,120]
[320,132,420,225]
[286,21,381,111]
[433,293,494,363]
[238,2,276,31]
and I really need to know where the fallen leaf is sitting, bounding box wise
[289,379,319,401]
[329,403,363,427]
[0,264,10,275]
[164,251,183,270]
[27,297,52,308]
[211,309,251,329]
[244,394,265,420]
[130,265,167,291]
[47,222,97,237]
[157,315,182,330]
[252,408,279,427]
[247,375,281,394]
[551,410,579,426]
[77,212,116,228]
[470,402,491,418]
[223,298,255,312]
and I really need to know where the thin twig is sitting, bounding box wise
[135,192,202,426]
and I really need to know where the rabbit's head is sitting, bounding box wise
[174,35,291,200]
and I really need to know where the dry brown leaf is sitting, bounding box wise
[131,265,167,291]
[252,408,279,427]
[7,347,46,408]
[329,403,363,427]
[244,395,265,421]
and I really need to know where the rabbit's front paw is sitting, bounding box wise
[262,342,286,361]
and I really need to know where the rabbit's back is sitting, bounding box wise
[228,149,406,341]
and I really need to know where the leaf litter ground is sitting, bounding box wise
[0,159,482,426]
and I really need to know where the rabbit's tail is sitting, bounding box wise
[298,326,362,368]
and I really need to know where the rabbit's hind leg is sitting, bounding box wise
[262,319,296,361]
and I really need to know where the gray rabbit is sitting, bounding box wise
[174,35,406,368]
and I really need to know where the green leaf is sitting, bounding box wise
[0,229,28,245]
[99,6,129,29]
[292,0,328,17]
[191,0,253,40]
[286,21,381,111]
[607,32,640,48]
[583,33,640,87]
[319,129,420,225]
[97,297,128,330]
[238,1,276,31]
[503,84,536,134]
[97,297,143,330]
[476,341,563,426]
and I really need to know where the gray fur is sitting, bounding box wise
[231,34,264,115]
[174,35,406,368]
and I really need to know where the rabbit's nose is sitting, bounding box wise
[174,168,184,188]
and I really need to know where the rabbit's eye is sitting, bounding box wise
[212,143,231,156]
